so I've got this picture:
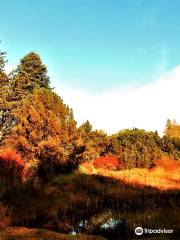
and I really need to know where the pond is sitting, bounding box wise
[70,208,179,240]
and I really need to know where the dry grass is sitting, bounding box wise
[80,159,180,191]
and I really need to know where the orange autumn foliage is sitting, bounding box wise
[5,88,77,178]
[93,155,122,170]
[153,157,180,171]
[0,149,25,184]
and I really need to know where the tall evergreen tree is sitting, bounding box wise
[17,52,50,88]
[10,52,50,101]
[0,52,55,147]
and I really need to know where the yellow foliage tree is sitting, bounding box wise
[164,119,180,138]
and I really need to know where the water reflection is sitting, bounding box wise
[71,211,129,239]
[70,208,179,239]
[100,218,122,230]
[70,228,77,235]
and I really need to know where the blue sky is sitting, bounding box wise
[1,0,180,91]
[1,0,180,133]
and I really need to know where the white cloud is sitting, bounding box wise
[54,65,180,136]
[5,63,17,73]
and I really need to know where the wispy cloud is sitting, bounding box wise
[55,66,180,135]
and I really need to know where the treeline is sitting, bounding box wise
[0,50,180,186]
[79,122,180,168]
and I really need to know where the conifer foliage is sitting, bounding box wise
[0,51,16,143]
[1,50,78,180]
[0,51,8,87]
[9,52,50,102]
[6,87,78,179]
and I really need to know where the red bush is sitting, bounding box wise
[0,149,25,184]
[93,155,122,170]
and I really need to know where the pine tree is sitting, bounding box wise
[17,52,50,88]
[10,52,50,101]
[1,52,51,143]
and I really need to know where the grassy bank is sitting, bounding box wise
[79,159,180,190]
[1,170,178,239]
